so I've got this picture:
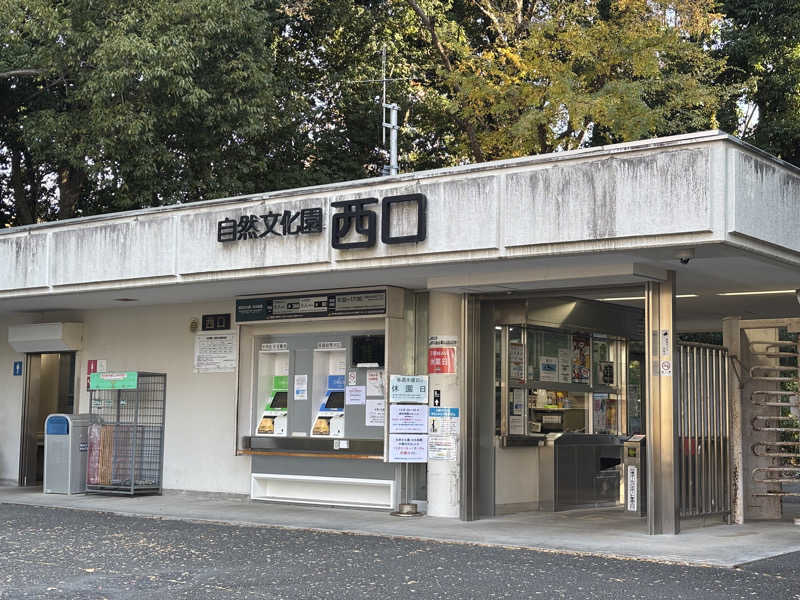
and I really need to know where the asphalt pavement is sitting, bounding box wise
[0,504,798,600]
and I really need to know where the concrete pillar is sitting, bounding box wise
[427,291,461,518]
[644,271,680,534]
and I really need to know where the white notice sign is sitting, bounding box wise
[627,465,638,511]
[194,333,237,373]
[389,375,428,403]
[388,434,428,462]
[345,385,366,405]
[428,435,457,461]
[294,374,308,401]
[365,398,385,427]
[390,404,428,433]
[367,369,384,397]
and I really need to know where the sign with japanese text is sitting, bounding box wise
[389,404,428,433]
[89,371,138,390]
[389,375,428,403]
[236,291,386,322]
[388,434,428,463]
[217,193,426,250]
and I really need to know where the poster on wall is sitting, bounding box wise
[428,335,457,374]
[388,434,428,462]
[194,332,237,373]
[571,334,591,384]
[390,404,428,433]
[294,374,308,401]
[508,343,525,383]
[366,369,384,397]
[539,357,558,382]
[365,398,385,426]
[557,348,571,383]
[428,435,457,461]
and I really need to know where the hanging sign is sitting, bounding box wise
[90,372,138,390]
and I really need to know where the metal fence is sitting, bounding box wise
[87,372,166,495]
[677,343,731,519]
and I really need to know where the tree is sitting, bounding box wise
[717,0,800,166]
[0,0,288,224]
[400,0,729,162]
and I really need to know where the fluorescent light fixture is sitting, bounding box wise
[597,294,699,301]
[596,296,645,301]
[716,290,797,297]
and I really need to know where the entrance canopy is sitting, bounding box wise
[1,130,799,328]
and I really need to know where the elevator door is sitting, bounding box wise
[19,352,76,486]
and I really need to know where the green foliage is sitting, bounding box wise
[0,0,767,226]
[717,0,800,166]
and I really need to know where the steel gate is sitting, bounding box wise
[677,342,731,520]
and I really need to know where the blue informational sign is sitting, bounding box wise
[429,407,459,418]
[13,361,23,377]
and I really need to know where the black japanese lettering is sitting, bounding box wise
[281,210,300,235]
[331,198,378,249]
[259,212,282,237]
[300,207,323,233]
[237,215,259,240]
[381,193,427,244]
[217,218,238,243]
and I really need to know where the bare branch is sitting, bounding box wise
[404,0,453,72]
[472,0,508,46]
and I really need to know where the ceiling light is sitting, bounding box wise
[596,296,645,301]
[716,290,797,297]
[676,294,699,298]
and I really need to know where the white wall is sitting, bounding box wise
[0,314,35,484]
[73,300,249,494]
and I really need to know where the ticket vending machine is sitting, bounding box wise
[256,347,289,437]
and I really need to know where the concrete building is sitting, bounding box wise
[2,130,799,535]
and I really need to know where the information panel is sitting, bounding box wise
[236,290,386,322]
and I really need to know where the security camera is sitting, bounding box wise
[675,249,695,265]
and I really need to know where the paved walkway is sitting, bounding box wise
[1,486,799,568]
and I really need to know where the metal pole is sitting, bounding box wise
[389,104,398,176]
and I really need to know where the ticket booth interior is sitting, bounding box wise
[478,295,645,518]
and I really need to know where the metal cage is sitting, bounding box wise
[86,372,166,495]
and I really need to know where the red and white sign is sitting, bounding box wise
[86,359,107,390]
[428,347,456,374]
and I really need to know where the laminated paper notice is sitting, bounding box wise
[294,374,308,401]
[367,369,384,397]
[345,385,366,405]
[428,435,457,461]
[365,398,385,427]
[194,333,236,373]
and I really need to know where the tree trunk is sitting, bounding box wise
[58,166,86,220]
[10,147,35,225]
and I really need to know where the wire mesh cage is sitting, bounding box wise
[87,372,166,495]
